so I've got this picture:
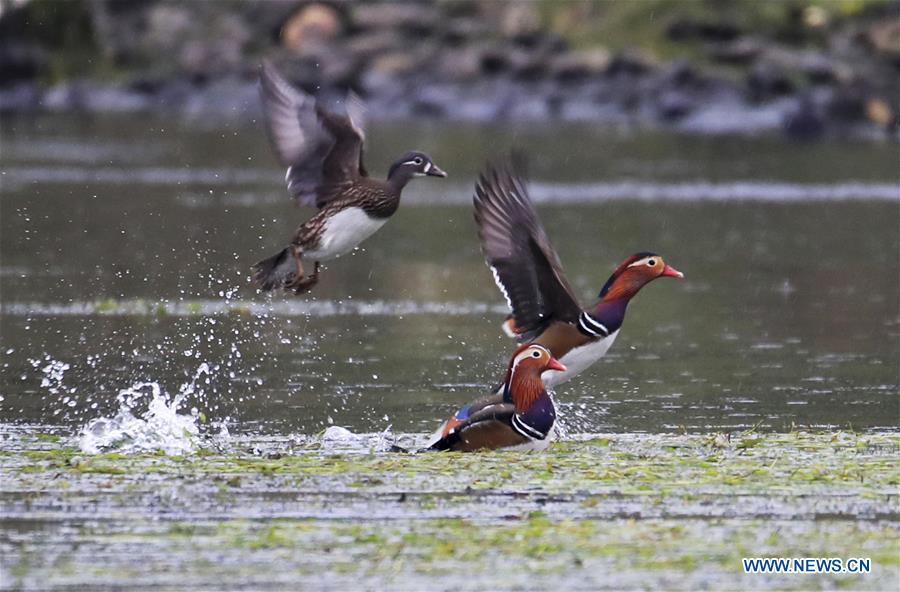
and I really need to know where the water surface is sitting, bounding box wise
[1,115,898,436]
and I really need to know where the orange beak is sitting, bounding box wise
[545,357,567,373]
[661,264,684,279]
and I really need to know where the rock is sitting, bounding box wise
[179,40,215,78]
[175,14,250,78]
[346,31,404,59]
[181,76,259,119]
[865,97,895,127]
[435,47,483,82]
[550,48,611,83]
[799,53,839,84]
[803,5,830,30]
[143,4,194,52]
[0,41,45,85]
[656,90,695,121]
[410,85,451,117]
[267,51,360,93]
[606,50,658,77]
[826,84,868,123]
[281,3,343,54]
[667,18,741,42]
[352,3,439,35]
[0,82,41,113]
[679,96,785,134]
[151,78,196,110]
[709,37,764,65]
[370,52,422,78]
[865,18,900,60]
[661,60,701,88]
[39,80,151,112]
[513,55,548,82]
[782,94,825,140]
[443,17,490,46]
[500,2,541,41]
[746,62,794,102]
[479,46,530,76]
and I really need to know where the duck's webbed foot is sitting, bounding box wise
[289,261,320,295]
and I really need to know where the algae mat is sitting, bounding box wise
[1,431,898,590]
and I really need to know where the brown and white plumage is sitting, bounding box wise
[252,61,446,295]
[259,60,368,208]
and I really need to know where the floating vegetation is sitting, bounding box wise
[2,429,897,589]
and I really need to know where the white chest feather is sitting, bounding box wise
[542,330,619,388]
[305,207,388,261]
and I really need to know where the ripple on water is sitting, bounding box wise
[1,299,508,318]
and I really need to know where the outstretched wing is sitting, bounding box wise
[473,158,582,341]
[259,61,367,208]
[316,104,367,193]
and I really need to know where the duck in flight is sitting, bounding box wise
[251,61,446,294]
[473,158,683,390]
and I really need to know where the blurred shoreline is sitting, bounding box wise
[1,0,898,139]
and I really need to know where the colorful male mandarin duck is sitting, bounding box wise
[426,344,566,452]
[252,60,446,294]
[473,159,683,390]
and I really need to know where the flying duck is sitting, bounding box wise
[474,159,683,389]
[426,344,566,452]
[251,61,446,294]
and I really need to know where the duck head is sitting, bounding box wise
[502,344,566,411]
[387,151,446,188]
[598,252,683,301]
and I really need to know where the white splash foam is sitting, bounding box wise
[78,382,198,455]
[77,364,226,455]
[313,425,396,453]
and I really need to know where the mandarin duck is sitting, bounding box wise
[474,159,683,390]
[251,61,446,294]
[426,344,566,452]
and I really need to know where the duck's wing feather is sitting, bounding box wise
[473,159,582,341]
[316,105,367,195]
[345,91,368,178]
[259,61,367,208]
[427,399,518,451]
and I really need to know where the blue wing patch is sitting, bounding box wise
[454,405,471,420]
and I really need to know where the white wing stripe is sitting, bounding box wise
[578,312,608,337]
[581,312,609,336]
[490,265,513,310]
[511,414,545,440]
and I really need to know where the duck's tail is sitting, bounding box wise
[251,247,296,291]
[501,314,518,338]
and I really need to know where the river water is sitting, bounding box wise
[2,114,899,592]
[1,115,898,439]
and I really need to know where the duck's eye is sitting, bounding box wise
[532,351,541,358]
[647,259,656,266]
[413,157,423,165]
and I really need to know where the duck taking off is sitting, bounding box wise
[426,344,566,452]
[251,60,446,294]
[473,157,683,390]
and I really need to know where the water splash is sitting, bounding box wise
[288,425,399,453]
[78,364,229,455]
[38,359,71,394]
